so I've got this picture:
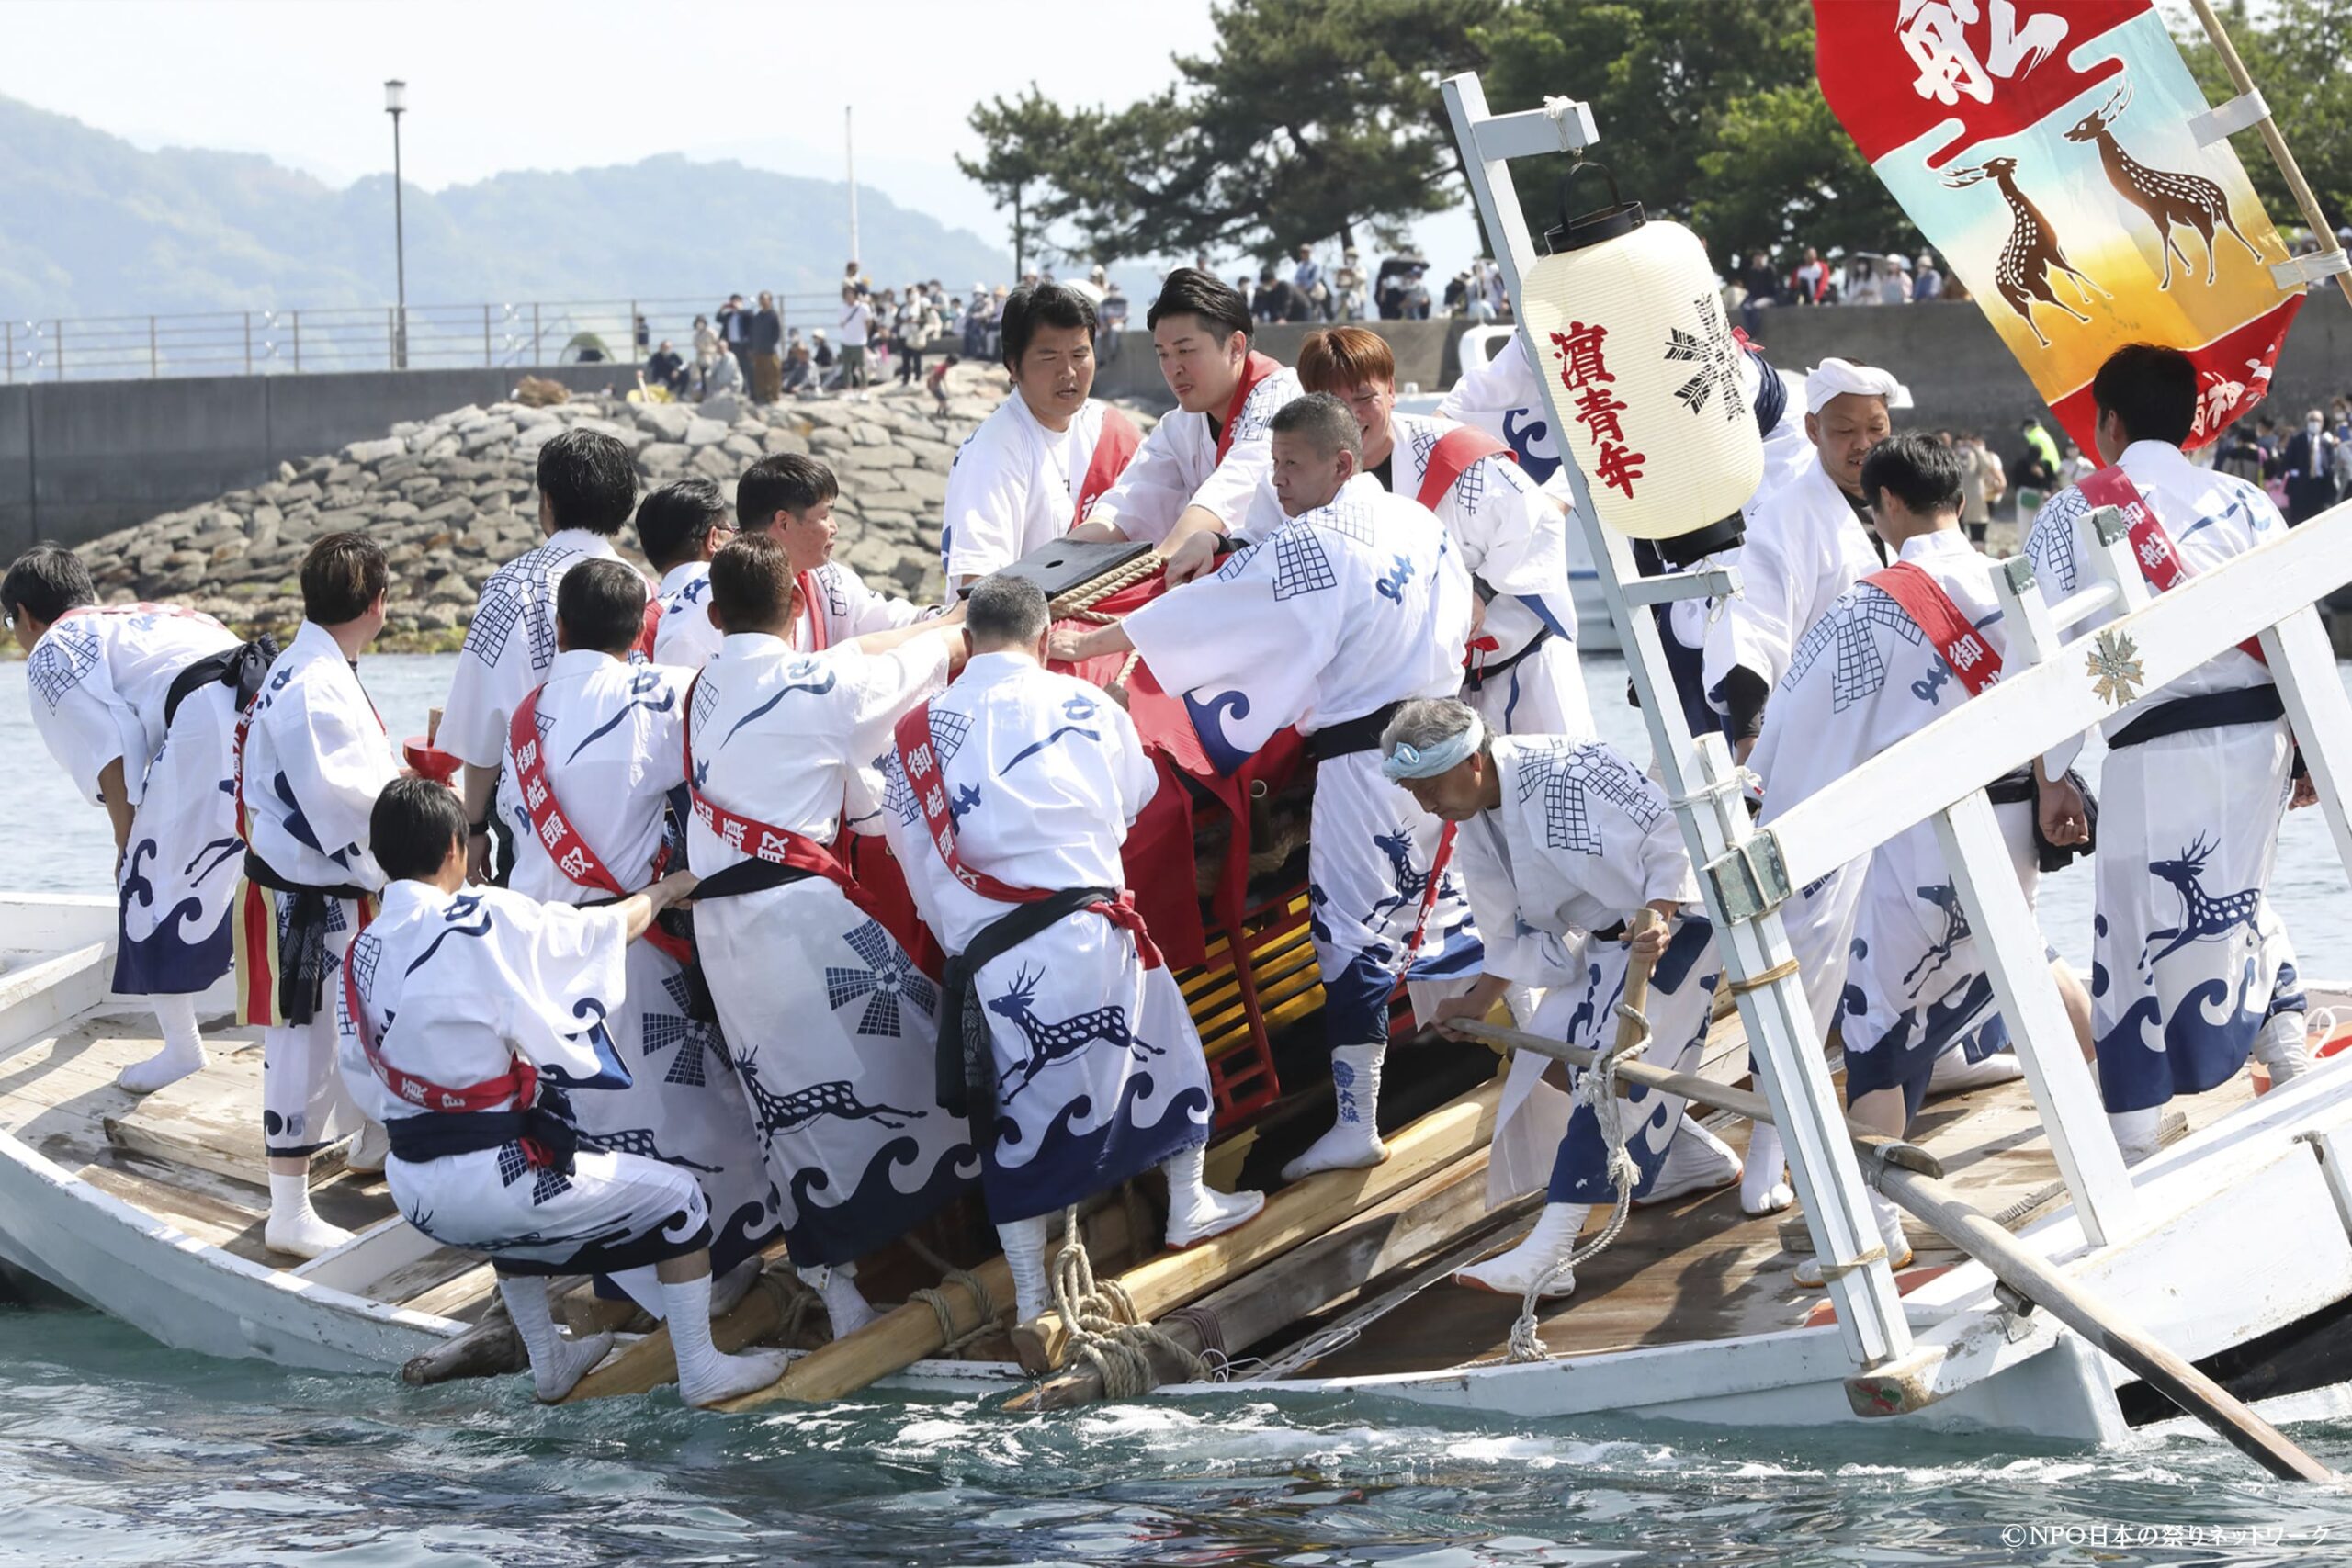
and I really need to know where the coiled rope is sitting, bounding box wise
[1048,1204,1209,1399]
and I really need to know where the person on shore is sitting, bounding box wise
[1070,268,1302,574]
[337,776,788,1406]
[1753,434,2092,1272]
[6,547,250,1094]
[1703,358,1899,765]
[496,561,776,1283]
[703,340,744,400]
[691,315,722,396]
[939,282,1142,593]
[440,429,646,886]
[1956,432,2004,545]
[684,535,977,1336]
[876,575,1261,1324]
[1380,698,1742,1298]
[1293,325,1591,739]
[838,286,872,396]
[236,533,401,1257]
[2026,344,2310,1163]
[718,295,752,389]
[646,340,688,399]
[1057,394,1478,1181]
[751,293,784,405]
[641,479,735,671]
[2279,409,2340,525]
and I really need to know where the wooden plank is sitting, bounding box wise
[398,1261,500,1322]
[103,1051,345,1189]
[1007,1079,1505,1375]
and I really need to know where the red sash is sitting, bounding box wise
[508,685,692,966]
[891,700,1162,969]
[2078,464,2267,666]
[1416,425,1512,513]
[792,570,831,652]
[340,951,560,1166]
[1866,560,2003,696]
[1214,352,1286,464]
[1075,407,1142,528]
[636,598,662,660]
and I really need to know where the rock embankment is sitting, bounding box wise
[71,363,1148,650]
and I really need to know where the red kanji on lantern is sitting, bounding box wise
[1593,441,1647,499]
[1548,322,1613,392]
[1573,384,1629,446]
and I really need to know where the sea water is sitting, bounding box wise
[5,653,2352,1566]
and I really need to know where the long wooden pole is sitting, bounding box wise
[2188,0,2352,309]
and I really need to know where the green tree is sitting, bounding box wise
[2177,0,2351,237]
[956,86,1086,277]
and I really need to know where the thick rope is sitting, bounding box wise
[1507,997,1654,1363]
[1048,1204,1209,1399]
[910,1267,1001,1358]
[1050,550,1166,619]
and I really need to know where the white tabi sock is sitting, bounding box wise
[664,1270,793,1408]
[2109,1105,2164,1166]
[263,1170,353,1259]
[605,1265,666,1320]
[498,1274,613,1402]
[1795,1190,1912,1288]
[1926,1040,2025,1096]
[797,1261,878,1338]
[119,994,208,1094]
[1740,1120,1793,1215]
[1455,1201,1589,1298]
[1159,1142,1266,1249]
[997,1214,1055,1326]
[2254,1011,2312,1087]
[1280,1043,1390,1183]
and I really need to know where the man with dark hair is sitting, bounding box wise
[1057,392,1478,1181]
[441,427,650,883]
[1752,433,2091,1269]
[2026,344,2307,1163]
[685,533,976,1335]
[493,558,776,1295]
[639,479,736,670]
[238,532,401,1257]
[874,574,1261,1325]
[6,546,249,1095]
[336,776,789,1407]
[1071,267,1301,573]
[1295,325,1591,739]
[737,453,928,652]
[939,282,1143,592]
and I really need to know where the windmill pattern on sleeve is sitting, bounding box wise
[28,621,101,711]
[1518,739,1662,855]
[1785,585,1926,710]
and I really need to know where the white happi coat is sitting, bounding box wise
[438,528,635,772]
[2026,440,2299,1113]
[787,559,927,653]
[650,561,722,670]
[1703,454,1885,705]
[25,604,241,994]
[241,621,401,1156]
[1458,736,1717,1206]
[942,394,1121,583]
[1752,531,2039,1106]
[338,882,709,1277]
[501,650,778,1271]
[1089,358,1303,547]
[874,653,1214,1223]
[1124,473,1480,1054]
[686,633,978,1267]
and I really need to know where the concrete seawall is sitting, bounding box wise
[6,293,2347,554]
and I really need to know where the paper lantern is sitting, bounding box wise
[1519,166,1761,561]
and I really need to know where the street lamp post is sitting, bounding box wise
[385,78,408,370]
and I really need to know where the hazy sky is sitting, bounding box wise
[0,0,1482,273]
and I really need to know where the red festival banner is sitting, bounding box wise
[1814,0,2307,452]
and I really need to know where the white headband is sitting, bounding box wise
[1804,356,1911,414]
[1381,712,1486,782]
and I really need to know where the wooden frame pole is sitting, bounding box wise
[2187,0,2352,308]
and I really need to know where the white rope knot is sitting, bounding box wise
[1048,1204,1208,1400]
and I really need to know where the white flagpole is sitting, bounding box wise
[2188,0,2352,308]
[845,106,861,271]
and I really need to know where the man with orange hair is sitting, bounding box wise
[1292,326,1590,739]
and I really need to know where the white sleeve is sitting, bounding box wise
[1634,793,1702,908]
[836,637,955,773]
[1459,459,1568,604]
[488,895,635,1087]
[1089,423,1194,546]
[1185,429,1275,536]
[26,649,132,806]
[1454,820,1544,989]
[1703,506,1802,698]
[651,603,721,670]
[1121,542,1335,735]
[437,597,528,770]
[274,688,401,886]
[1105,699,1159,827]
[941,429,1033,581]
[837,567,924,638]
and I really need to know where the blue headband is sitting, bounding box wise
[1381,715,1484,782]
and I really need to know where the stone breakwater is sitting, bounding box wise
[66,363,1154,651]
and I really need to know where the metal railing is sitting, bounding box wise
[1,292,862,383]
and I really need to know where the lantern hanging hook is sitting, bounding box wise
[1545,160,1646,254]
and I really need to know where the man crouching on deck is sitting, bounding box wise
[1054,393,1480,1183]
[1381,699,1742,1299]
[876,574,1263,1325]
[338,777,789,1406]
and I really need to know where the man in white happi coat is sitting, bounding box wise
[498,559,777,1282]
[442,428,649,883]
[1380,700,1743,1299]
[1069,268,1302,576]
[640,479,736,670]
[738,453,929,656]
[1705,358,1901,760]
[6,547,248,1093]
[1056,393,1479,1181]
[940,281,1142,594]
[684,534,978,1336]
[874,576,1263,1325]
[1752,435,2092,1270]
[338,776,789,1406]
[1293,325,1591,738]
[236,534,401,1257]
[2026,345,2311,1164]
